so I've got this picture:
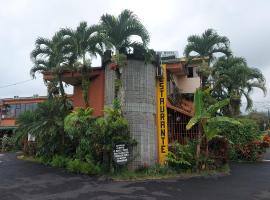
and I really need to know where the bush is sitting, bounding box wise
[50,155,68,168]
[211,118,266,161]
[245,111,269,131]
[1,134,19,152]
[167,142,195,170]
[208,136,229,166]
[66,158,101,175]
[234,140,268,161]
[263,134,270,146]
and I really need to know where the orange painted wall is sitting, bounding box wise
[0,119,16,127]
[72,70,105,117]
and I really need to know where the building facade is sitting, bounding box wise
[0,96,47,136]
[1,51,203,168]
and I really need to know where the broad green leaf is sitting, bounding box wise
[205,126,219,141]
[208,116,241,125]
[194,89,204,116]
[207,99,229,115]
[186,115,201,130]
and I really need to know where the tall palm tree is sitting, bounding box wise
[184,29,232,87]
[30,32,72,98]
[100,9,150,99]
[212,56,267,116]
[60,22,104,107]
[100,9,149,54]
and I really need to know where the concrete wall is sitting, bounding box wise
[176,76,200,93]
[105,59,158,169]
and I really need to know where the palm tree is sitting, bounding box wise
[100,9,150,99]
[30,32,72,98]
[16,99,72,156]
[184,29,232,87]
[60,22,104,107]
[212,56,267,116]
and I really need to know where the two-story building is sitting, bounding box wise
[0,96,47,137]
[1,51,204,168]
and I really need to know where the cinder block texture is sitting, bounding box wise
[105,60,158,169]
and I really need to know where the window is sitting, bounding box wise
[187,67,194,78]
[15,104,21,117]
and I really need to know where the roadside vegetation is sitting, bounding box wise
[2,10,269,179]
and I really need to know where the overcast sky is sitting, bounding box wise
[0,0,270,104]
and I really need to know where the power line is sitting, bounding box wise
[0,79,34,89]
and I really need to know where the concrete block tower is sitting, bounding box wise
[105,59,158,168]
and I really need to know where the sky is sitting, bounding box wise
[0,0,270,106]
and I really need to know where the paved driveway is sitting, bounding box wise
[1,152,270,200]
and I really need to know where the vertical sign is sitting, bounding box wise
[156,64,168,164]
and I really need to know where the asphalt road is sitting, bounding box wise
[0,152,270,200]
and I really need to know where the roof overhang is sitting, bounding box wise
[43,68,104,86]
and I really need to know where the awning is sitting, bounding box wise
[167,100,193,117]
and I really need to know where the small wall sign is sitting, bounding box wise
[113,143,129,165]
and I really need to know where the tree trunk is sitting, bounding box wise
[81,76,90,107]
[196,125,202,170]
[114,68,121,99]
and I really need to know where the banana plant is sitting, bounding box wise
[186,88,240,161]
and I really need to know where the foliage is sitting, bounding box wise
[16,98,72,159]
[184,29,231,63]
[64,108,96,161]
[30,32,73,98]
[186,88,239,141]
[50,155,68,168]
[167,142,196,170]
[63,100,135,172]
[208,136,229,167]
[60,22,104,107]
[93,99,136,171]
[1,134,19,152]
[66,158,101,175]
[110,53,127,69]
[186,88,240,168]
[212,56,266,116]
[184,29,231,87]
[263,133,270,146]
[100,9,149,55]
[100,9,150,100]
[210,118,266,161]
[245,111,269,131]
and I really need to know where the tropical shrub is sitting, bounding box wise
[16,98,72,159]
[210,118,266,161]
[64,108,96,161]
[93,99,136,171]
[263,134,270,146]
[234,140,267,161]
[208,136,229,167]
[66,158,101,175]
[167,142,195,170]
[63,100,135,172]
[50,155,69,168]
[245,111,269,131]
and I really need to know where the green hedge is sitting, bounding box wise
[210,118,264,161]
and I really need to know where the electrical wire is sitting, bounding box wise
[0,79,34,89]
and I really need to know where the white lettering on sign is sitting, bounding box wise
[113,143,130,165]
